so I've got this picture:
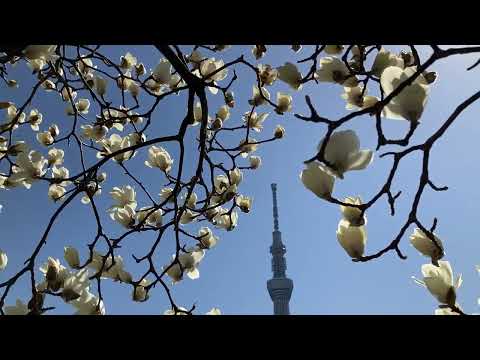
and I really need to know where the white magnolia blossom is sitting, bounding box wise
[249,155,262,169]
[164,307,188,315]
[258,64,278,86]
[61,87,77,102]
[198,227,219,249]
[48,184,66,201]
[315,57,358,87]
[136,207,163,227]
[371,48,404,77]
[8,150,48,189]
[23,45,57,61]
[216,105,230,122]
[0,249,7,270]
[128,81,140,97]
[47,148,64,166]
[160,187,175,203]
[4,299,29,315]
[52,166,70,186]
[252,45,266,60]
[275,92,293,114]
[410,228,444,261]
[318,130,374,179]
[414,261,462,306]
[88,252,130,283]
[109,185,137,211]
[229,168,243,186]
[152,59,172,84]
[324,45,345,55]
[248,85,270,106]
[180,209,196,224]
[380,66,430,122]
[239,138,258,157]
[244,111,269,132]
[27,109,42,131]
[166,248,205,283]
[135,63,146,76]
[145,146,173,172]
[300,162,335,200]
[214,209,238,231]
[80,181,102,204]
[110,205,136,228]
[62,268,90,302]
[341,86,379,110]
[71,290,105,315]
[81,124,108,142]
[120,52,137,71]
[340,196,366,226]
[132,279,149,302]
[277,62,303,90]
[435,306,461,315]
[336,219,367,259]
[93,76,108,96]
[39,257,70,291]
[97,134,134,163]
[199,57,228,94]
[236,195,252,213]
[206,308,222,315]
[36,130,55,146]
[274,125,285,139]
[64,246,81,269]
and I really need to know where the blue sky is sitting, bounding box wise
[1,45,480,315]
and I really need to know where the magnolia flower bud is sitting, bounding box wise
[252,45,267,60]
[211,118,223,130]
[135,63,146,76]
[64,246,81,269]
[340,196,365,226]
[336,219,367,259]
[206,308,222,315]
[236,195,252,213]
[132,280,149,302]
[300,162,335,200]
[48,184,66,201]
[409,228,444,261]
[274,125,285,139]
[416,261,462,306]
[249,156,262,169]
[0,249,8,270]
[145,146,173,172]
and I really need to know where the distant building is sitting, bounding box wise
[267,184,293,315]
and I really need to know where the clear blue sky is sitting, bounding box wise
[1,45,480,314]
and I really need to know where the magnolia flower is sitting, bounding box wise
[236,195,252,213]
[230,168,243,186]
[249,85,270,106]
[153,59,172,84]
[300,162,335,200]
[180,209,196,224]
[168,73,183,90]
[64,246,81,269]
[249,155,262,169]
[61,87,77,102]
[225,91,235,107]
[27,109,42,131]
[145,146,173,172]
[160,187,175,203]
[47,148,64,166]
[275,92,293,114]
[340,196,366,226]
[62,268,90,302]
[341,86,379,110]
[324,45,344,55]
[110,205,136,228]
[81,181,102,204]
[318,130,374,179]
[136,207,163,228]
[239,138,258,157]
[81,125,107,143]
[164,307,188,315]
[315,57,358,87]
[37,131,55,146]
[216,105,230,122]
[23,45,57,61]
[109,185,137,211]
[380,66,430,122]
[0,249,7,270]
[97,134,133,163]
[336,219,367,259]
[72,290,105,315]
[132,279,149,302]
[120,52,137,71]
[214,209,238,231]
[9,150,48,189]
[192,101,204,126]
[93,76,108,96]
[128,81,140,97]
[39,257,69,291]
[135,63,146,76]
[414,261,462,306]
[198,227,219,249]
[409,228,444,261]
[76,99,90,114]
[371,48,404,77]
[258,64,278,86]
[244,111,269,132]
[4,299,29,315]
[206,308,222,315]
[166,248,205,283]
[42,80,56,91]
[199,58,228,87]
[274,125,285,139]
[435,306,461,315]
[48,184,66,201]
[277,62,303,90]
[251,45,267,60]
